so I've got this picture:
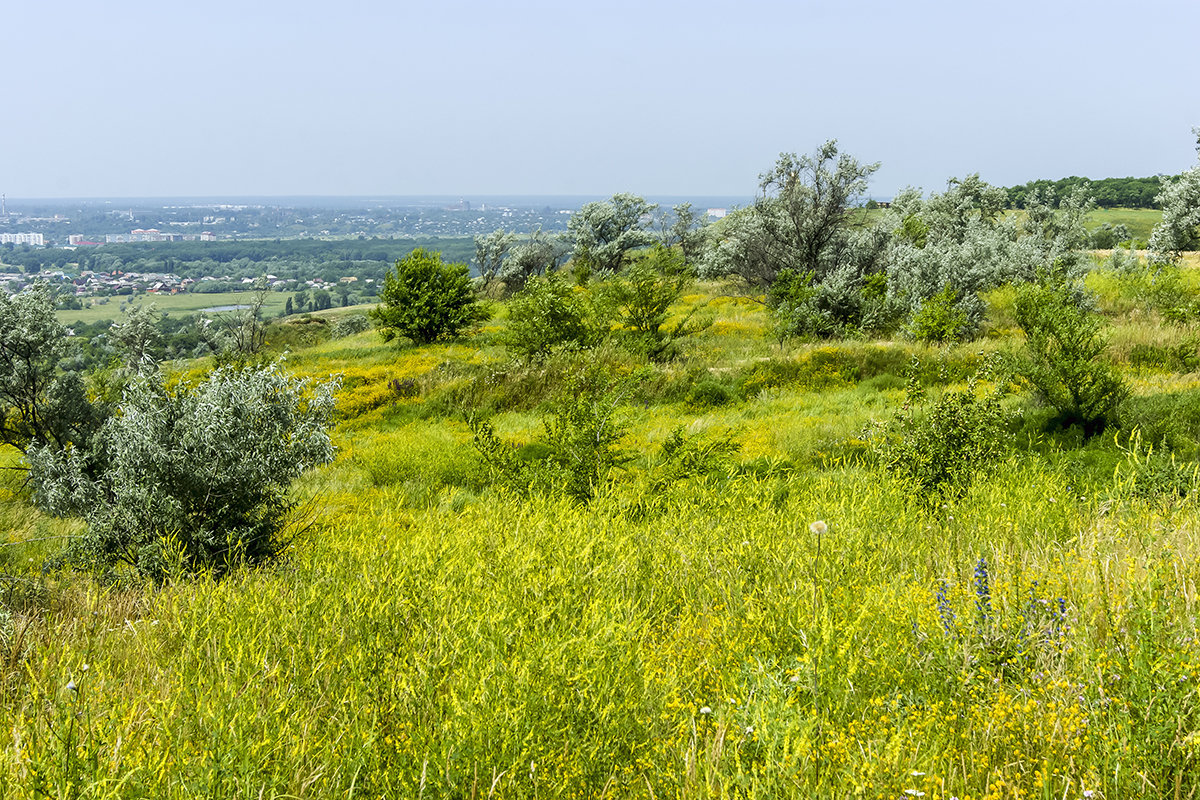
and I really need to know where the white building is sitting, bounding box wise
[0,233,44,245]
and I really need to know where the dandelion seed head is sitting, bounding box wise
[809,520,828,535]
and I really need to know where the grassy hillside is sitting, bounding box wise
[1083,207,1162,241]
[4,256,1200,797]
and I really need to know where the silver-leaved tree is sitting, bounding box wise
[28,363,339,579]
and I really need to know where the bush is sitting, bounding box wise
[686,379,736,409]
[502,272,604,359]
[1012,280,1127,436]
[331,313,371,339]
[908,283,970,344]
[769,266,901,341]
[369,248,490,345]
[470,370,632,503]
[29,363,338,578]
[603,245,706,361]
[869,358,1012,501]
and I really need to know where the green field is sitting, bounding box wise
[1083,207,1162,241]
[7,251,1200,797]
[55,291,374,326]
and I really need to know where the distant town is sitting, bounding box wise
[0,194,740,249]
[0,195,741,302]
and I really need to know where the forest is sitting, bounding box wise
[1,137,1200,798]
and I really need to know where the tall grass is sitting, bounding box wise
[5,272,1200,797]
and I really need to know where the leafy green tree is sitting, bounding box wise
[502,272,604,360]
[28,363,338,578]
[603,244,706,360]
[1012,280,1127,435]
[471,370,632,503]
[907,283,970,344]
[567,193,658,275]
[369,248,489,345]
[0,283,107,455]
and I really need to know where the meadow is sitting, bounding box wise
[1083,207,1162,242]
[4,251,1200,798]
[54,291,376,327]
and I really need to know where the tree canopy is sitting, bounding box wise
[369,248,489,345]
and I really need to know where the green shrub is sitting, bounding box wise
[502,272,604,360]
[470,370,632,503]
[1012,280,1127,436]
[370,248,490,345]
[686,379,736,409]
[1137,265,1200,323]
[603,244,706,362]
[908,283,970,344]
[869,358,1012,501]
[28,363,338,578]
[330,313,371,339]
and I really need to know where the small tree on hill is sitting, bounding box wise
[369,248,490,345]
[568,193,658,276]
[0,282,107,456]
[1149,128,1200,265]
[29,363,338,578]
[1011,280,1126,435]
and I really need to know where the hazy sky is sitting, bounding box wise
[3,0,1197,200]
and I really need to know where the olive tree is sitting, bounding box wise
[567,193,658,275]
[29,363,338,578]
[473,228,517,290]
[108,302,163,373]
[702,141,880,288]
[658,202,709,266]
[887,178,1093,340]
[699,142,899,339]
[1149,129,1200,265]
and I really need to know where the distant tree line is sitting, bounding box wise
[1,237,475,281]
[1002,176,1163,209]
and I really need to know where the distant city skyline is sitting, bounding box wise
[3,0,1197,200]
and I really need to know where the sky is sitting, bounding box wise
[2,0,1198,200]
